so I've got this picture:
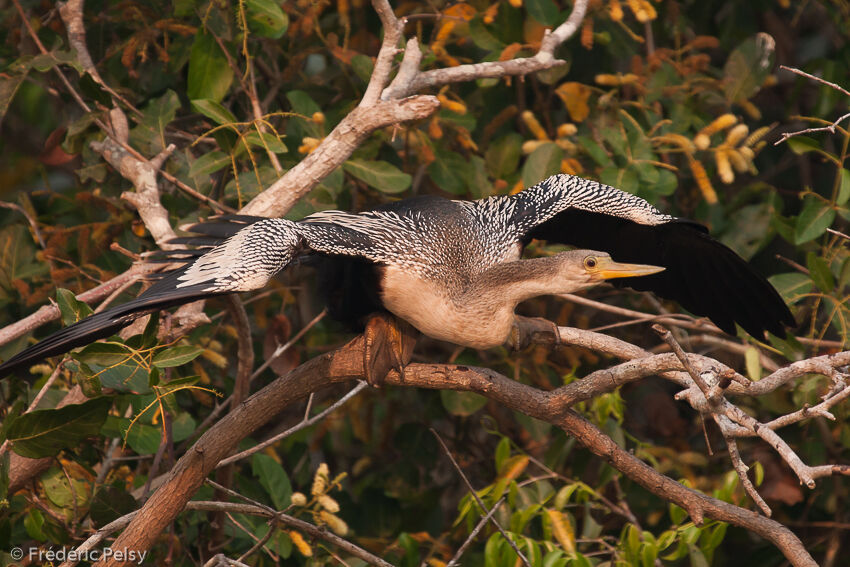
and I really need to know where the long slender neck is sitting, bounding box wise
[464,255,584,308]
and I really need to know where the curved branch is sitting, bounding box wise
[94,338,816,567]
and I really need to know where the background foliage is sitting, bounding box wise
[0,0,848,565]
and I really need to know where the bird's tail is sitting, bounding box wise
[0,215,270,380]
[0,268,229,379]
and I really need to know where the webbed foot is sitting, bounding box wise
[509,316,561,350]
[363,312,418,386]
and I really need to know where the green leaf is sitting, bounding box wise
[30,50,84,74]
[79,73,112,106]
[191,98,238,125]
[350,54,374,83]
[723,33,775,102]
[187,32,234,103]
[576,135,609,167]
[245,0,289,38]
[807,252,835,292]
[0,69,27,123]
[6,397,112,458]
[124,421,162,455]
[139,90,181,138]
[428,148,468,194]
[786,136,820,155]
[486,133,522,179]
[441,390,487,416]
[494,437,511,472]
[43,466,92,508]
[286,90,322,116]
[56,288,93,326]
[837,168,850,206]
[90,485,138,528]
[189,151,231,177]
[344,159,411,193]
[768,273,812,303]
[73,342,132,366]
[525,0,560,25]
[522,142,563,187]
[744,346,761,381]
[252,453,292,509]
[720,202,773,260]
[469,16,506,51]
[244,130,288,153]
[795,197,835,244]
[152,345,203,368]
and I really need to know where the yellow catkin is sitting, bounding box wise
[298,136,322,154]
[312,463,329,496]
[724,123,749,146]
[714,148,734,184]
[698,114,737,138]
[581,20,594,50]
[311,112,325,124]
[739,100,762,120]
[508,0,522,7]
[200,349,228,368]
[319,511,349,536]
[727,148,749,173]
[457,131,479,151]
[483,3,499,24]
[557,123,578,137]
[290,531,313,556]
[317,494,340,513]
[510,179,525,194]
[688,156,718,204]
[744,126,771,148]
[521,110,548,141]
[437,94,467,115]
[654,133,696,153]
[291,492,307,506]
[560,158,584,175]
[693,133,711,151]
[522,140,549,154]
[626,0,657,22]
[428,117,443,139]
[608,0,624,21]
[739,146,755,161]
[594,73,620,86]
[555,139,578,153]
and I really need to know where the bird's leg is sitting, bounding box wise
[508,315,561,350]
[363,312,418,387]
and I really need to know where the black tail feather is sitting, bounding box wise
[0,269,227,379]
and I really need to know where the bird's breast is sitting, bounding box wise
[379,265,514,349]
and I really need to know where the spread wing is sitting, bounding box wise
[499,174,795,338]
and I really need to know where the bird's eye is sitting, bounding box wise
[584,256,598,269]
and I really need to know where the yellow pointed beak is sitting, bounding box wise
[591,256,665,281]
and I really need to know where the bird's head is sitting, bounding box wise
[550,250,665,292]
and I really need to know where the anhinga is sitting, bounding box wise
[0,174,795,379]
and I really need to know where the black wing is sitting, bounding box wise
[527,208,795,338]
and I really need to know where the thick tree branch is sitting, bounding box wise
[94,334,818,567]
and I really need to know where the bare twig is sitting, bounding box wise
[431,429,532,567]
[251,309,327,379]
[217,381,368,467]
[775,65,850,145]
